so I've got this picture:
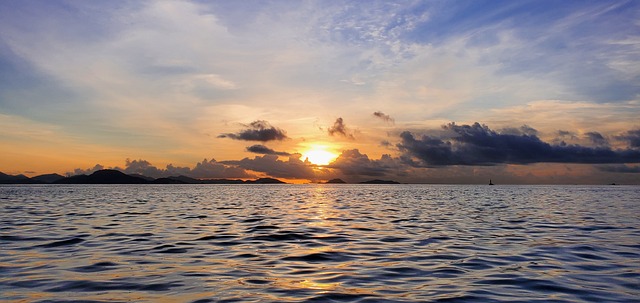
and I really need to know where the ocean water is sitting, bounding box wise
[1,184,639,303]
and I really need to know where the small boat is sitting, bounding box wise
[489,179,494,185]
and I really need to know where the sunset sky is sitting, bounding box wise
[1,0,639,184]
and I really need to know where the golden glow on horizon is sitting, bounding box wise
[302,147,338,166]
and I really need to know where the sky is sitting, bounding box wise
[1,0,639,184]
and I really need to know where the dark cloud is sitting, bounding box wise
[373,111,394,124]
[557,130,576,138]
[246,144,291,156]
[552,130,577,146]
[329,149,408,177]
[585,132,609,147]
[222,155,317,179]
[616,129,640,148]
[188,159,254,179]
[218,120,288,142]
[328,117,355,139]
[380,140,392,147]
[501,125,537,136]
[64,123,640,183]
[398,122,640,166]
[597,164,640,173]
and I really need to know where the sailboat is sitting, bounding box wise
[489,179,494,185]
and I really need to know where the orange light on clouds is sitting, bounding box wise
[302,145,338,165]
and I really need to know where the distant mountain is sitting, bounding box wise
[0,172,35,184]
[170,177,285,184]
[201,178,245,184]
[52,174,88,184]
[169,175,202,183]
[359,179,401,184]
[129,174,155,182]
[31,173,65,183]
[326,178,347,183]
[152,177,187,184]
[55,169,149,184]
[248,178,286,184]
[0,169,287,185]
[152,175,201,184]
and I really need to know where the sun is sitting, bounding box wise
[303,148,337,166]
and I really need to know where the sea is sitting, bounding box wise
[1,184,639,303]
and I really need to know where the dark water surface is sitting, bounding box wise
[1,184,639,302]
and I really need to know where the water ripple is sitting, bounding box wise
[1,184,639,302]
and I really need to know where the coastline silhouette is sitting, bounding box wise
[0,169,406,185]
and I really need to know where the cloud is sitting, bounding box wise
[500,125,538,136]
[373,111,394,124]
[124,158,254,179]
[557,130,578,139]
[398,122,640,166]
[218,120,288,142]
[380,140,392,147]
[329,149,408,177]
[2,1,639,184]
[122,159,167,177]
[69,158,254,179]
[188,158,254,179]
[616,129,640,148]
[246,144,291,156]
[69,164,105,177]
[585,131,609,147]
[328,117,355,139]
[225,149,411,182]
[192,74,237,90]
[552,130,578,145]
[222,154,317,179]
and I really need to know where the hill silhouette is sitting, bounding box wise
[359,179,401,184]
[152,176,194,184]
[55,169,149,184]
[0,172,35,184]
[326,178,347,183]
[0,169,287,184]
[32,173,65,183]
[247,178,286,184]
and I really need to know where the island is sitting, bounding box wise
[1,170,405,185]
[0,169,286,184]
[359,179,401,184]
[325,178,347,184]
